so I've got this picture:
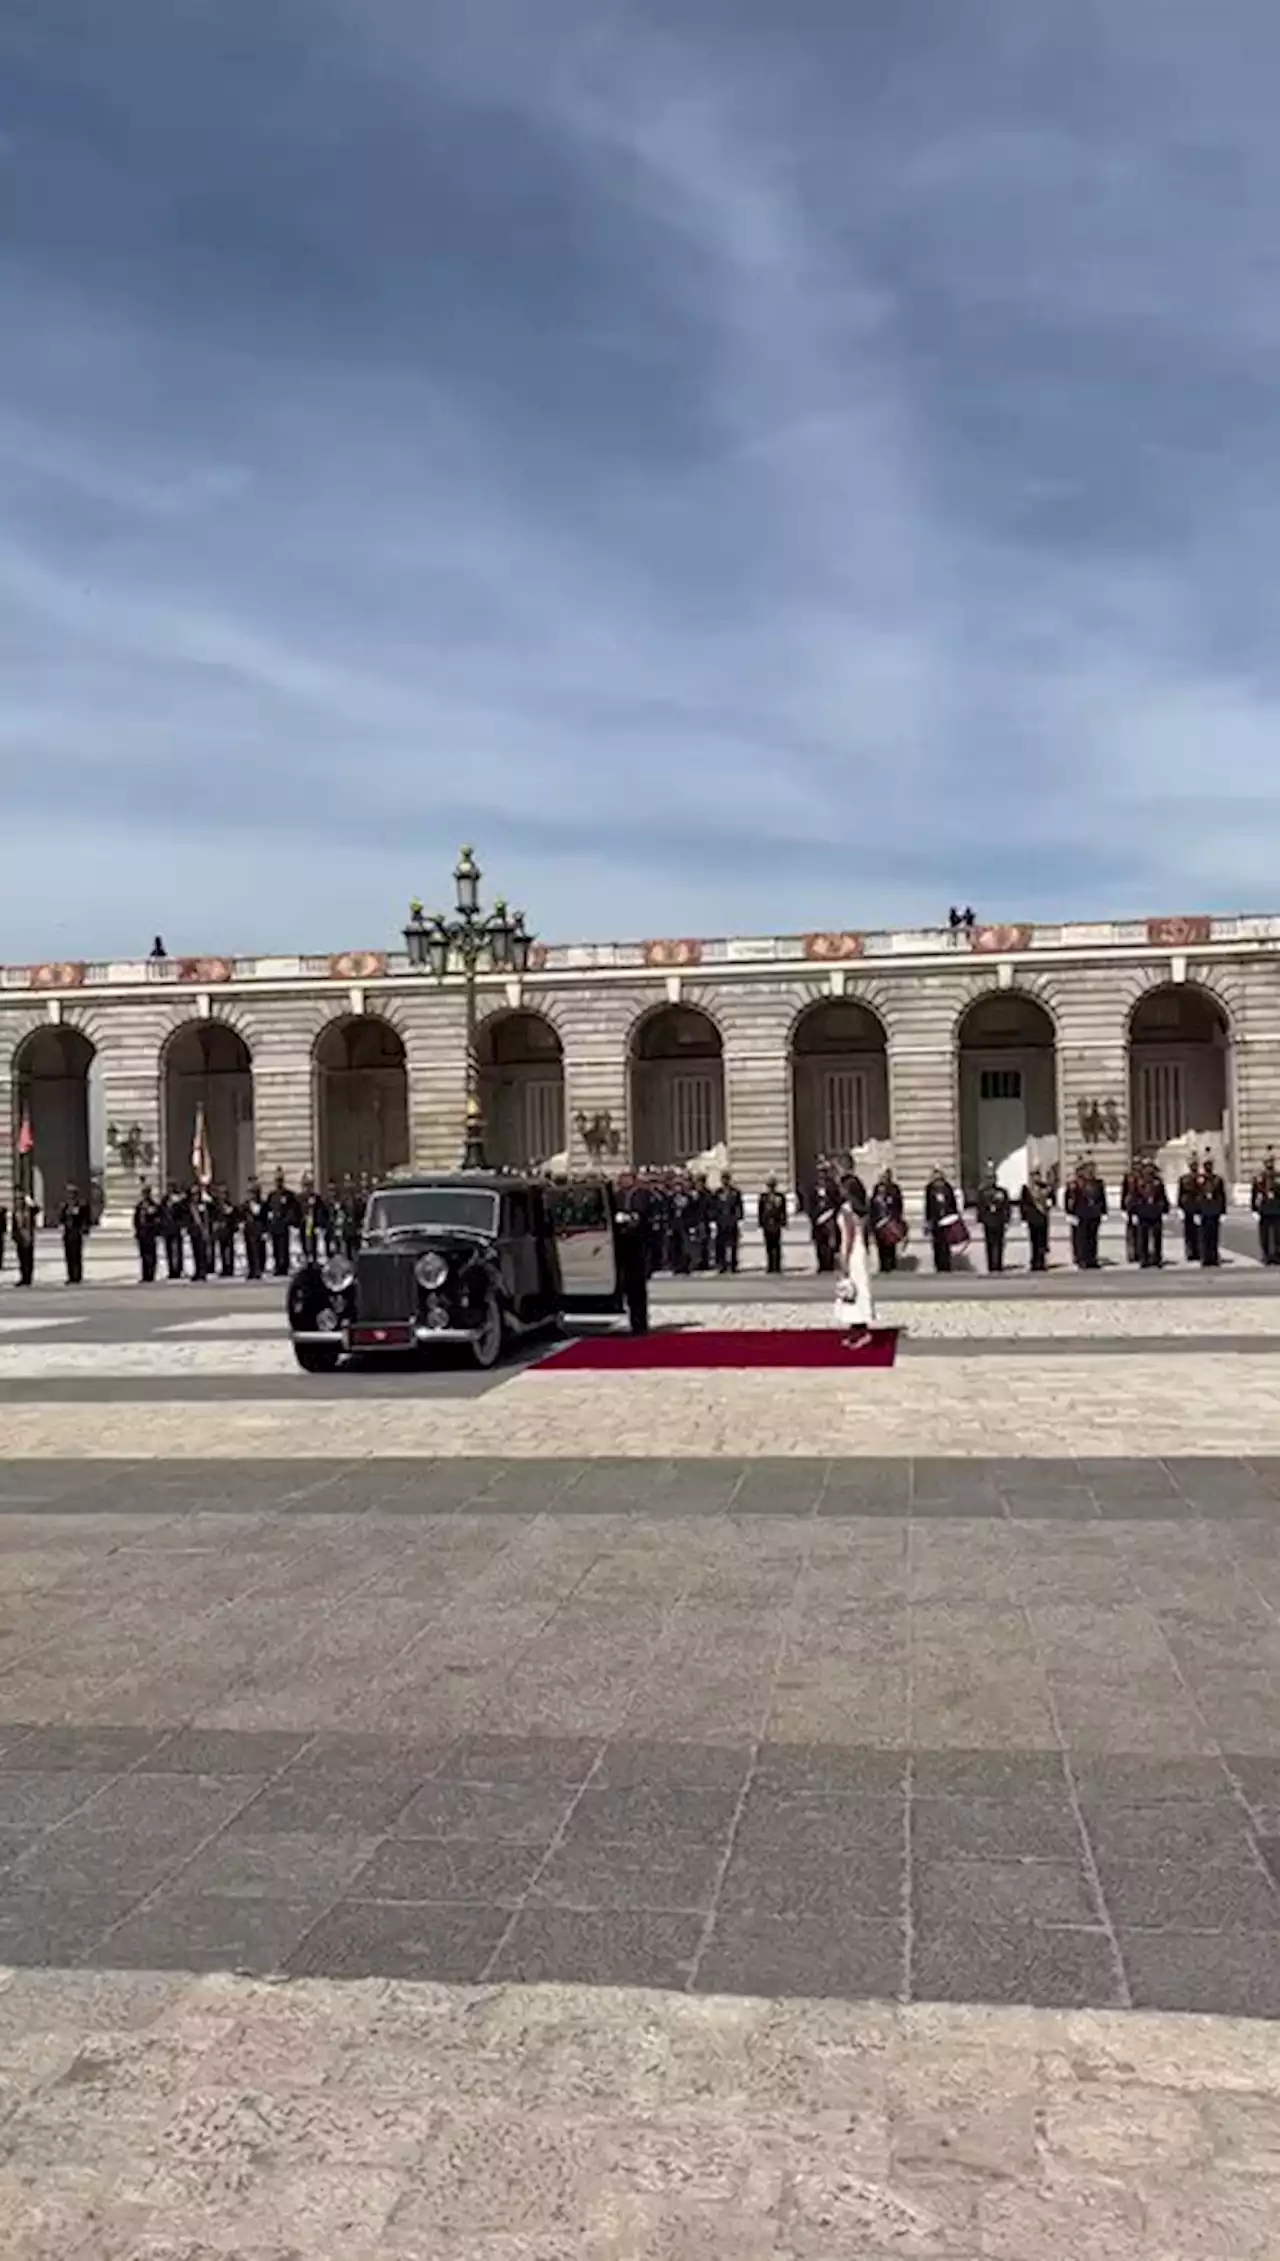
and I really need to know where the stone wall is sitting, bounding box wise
[5,947,1280,1212]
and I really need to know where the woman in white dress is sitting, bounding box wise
[834,1171,877,1348]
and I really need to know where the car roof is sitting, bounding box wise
[374,1171,540,1196]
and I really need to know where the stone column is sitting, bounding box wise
[717,983,805,1193]
[880,976,965,1205]
[556,983,657,1171]
[398,986,468,1171]
[1054,969,1134,1181]
[94,1000,173,1216]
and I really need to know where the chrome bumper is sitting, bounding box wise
[290,1325,482,1349]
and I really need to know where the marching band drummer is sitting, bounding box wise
[835,1169,878,1349]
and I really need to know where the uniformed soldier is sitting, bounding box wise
[1197,1154,1227,1267]
[1018,1169,1052,1271]
[713,1173,743,1273]
[242,1178,267,1280]
[868,1171,905,1273]
[757,1176,788,1275]
[1252,1150,1280,1265]
[668,1174,693,1276]
[133,1181,162,1283]
[159,1182,186,1278]
[1177,1150,1202,1263]
[1120,1158,1141,1265]
[12,1191,36,1286]
[1064,1157,1106,1269]
[975,1165,1012,1273]
[340,1175,362,1261]
[0,1197,7,1273]
[187,1182,211,1282]
[263,1171,298,1276]
[689,1173,714,1270]
[923,1169,962,1272]
[298,1173,330,1263]
[1130,1160,1169,1268]
[212,1185,238,1278]
[323,1181,342,1256]
[60,1184,91,1284]
[809,1160,842,1274]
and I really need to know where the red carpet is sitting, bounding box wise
[539,1327,900,1371]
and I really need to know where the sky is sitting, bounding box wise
[4,0,1280,960]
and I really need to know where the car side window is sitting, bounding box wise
[553,1182,608,1232]
[505,1189,529,1237]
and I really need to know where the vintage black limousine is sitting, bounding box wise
[285,1170,648,1371]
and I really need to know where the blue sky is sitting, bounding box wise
[3,0,1279,959]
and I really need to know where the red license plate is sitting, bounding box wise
[350,1323,414,1348]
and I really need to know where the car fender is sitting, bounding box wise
[286,1261,333,1332]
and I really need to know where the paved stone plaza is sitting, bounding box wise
[0,1270,1279,2253]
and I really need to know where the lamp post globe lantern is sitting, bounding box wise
[403,850,537,1172]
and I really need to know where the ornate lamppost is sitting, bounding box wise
[403,848,534,1170]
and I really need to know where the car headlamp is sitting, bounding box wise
[415,1251,449,1289]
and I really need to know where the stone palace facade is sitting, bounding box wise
[3,912,1278,1216]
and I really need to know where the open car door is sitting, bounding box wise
[548,1177,620,1311]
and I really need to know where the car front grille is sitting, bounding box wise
[355,1251,419,1323]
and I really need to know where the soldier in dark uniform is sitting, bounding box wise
[1130,1161,1168,1268]
[1120,1159,1141,1265]
[60,1185,90,1284]
[809,1160,842,1274]
[160,1182,186,1278]
[297,1173,329,1263]
[323,1182,342,1256]
[1019,1169,1052,1271]
[212,1185,238,1277]
[668,1175,692,1276]
[714,1173,744,1273]
[0,1198,6,1273]
[689,1174,714,1270]
[133,1182,162,1283]
[975,1166,1012,1273]
[1197,1156,1226,1267]
[341,1176,362,1260]
[1177,1151,1202,1263]
[923,1169,961,1272]
[12,1191,36,1286]
[264,1171,298,1276]
[757,1176,788,1274]
[1064,1158,1106,1268]
[242,1178,267,1280]
[186,1182,211,1281]
[1252,1151,1280,1264]
[868,1171,905,1273]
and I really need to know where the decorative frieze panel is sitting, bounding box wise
[803,932,864,961]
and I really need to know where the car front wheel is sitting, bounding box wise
[293,1339,342,1374]
[471,1294,505,1370]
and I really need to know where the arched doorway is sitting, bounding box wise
[477,1011,565,1168]
[957,993,1058,1198]
[162,1022,255,1197]
[791,1000,890,1189]
[1128,985,1232,1184]
[13,1027,94,1214]
[630,1005,725,1166]
[314,1015,409,1186]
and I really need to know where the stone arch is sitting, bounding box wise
[12,1024,95,1214]
[628,1003,726,1167]
[475,1008,565,1169]
[790,997,891,1189]
[956,989,1059,1198]
[313,1013,410,1188]
[1127,982,1233,1182]
[160,1019,255,1199]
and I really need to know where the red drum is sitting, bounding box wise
[878,1218,907,1246]
[940,1213,970,1248]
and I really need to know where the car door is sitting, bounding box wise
[550,1179,618,1310]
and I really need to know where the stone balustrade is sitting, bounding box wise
[4,909,1280,994]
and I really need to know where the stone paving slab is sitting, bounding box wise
[0,1973,1278,2257]
[4,1351,1280,1453]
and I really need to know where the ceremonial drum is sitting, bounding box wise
[878,1218,907,1246]
[940,1213,970,1248]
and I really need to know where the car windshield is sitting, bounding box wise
[364,1188,499,1236]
